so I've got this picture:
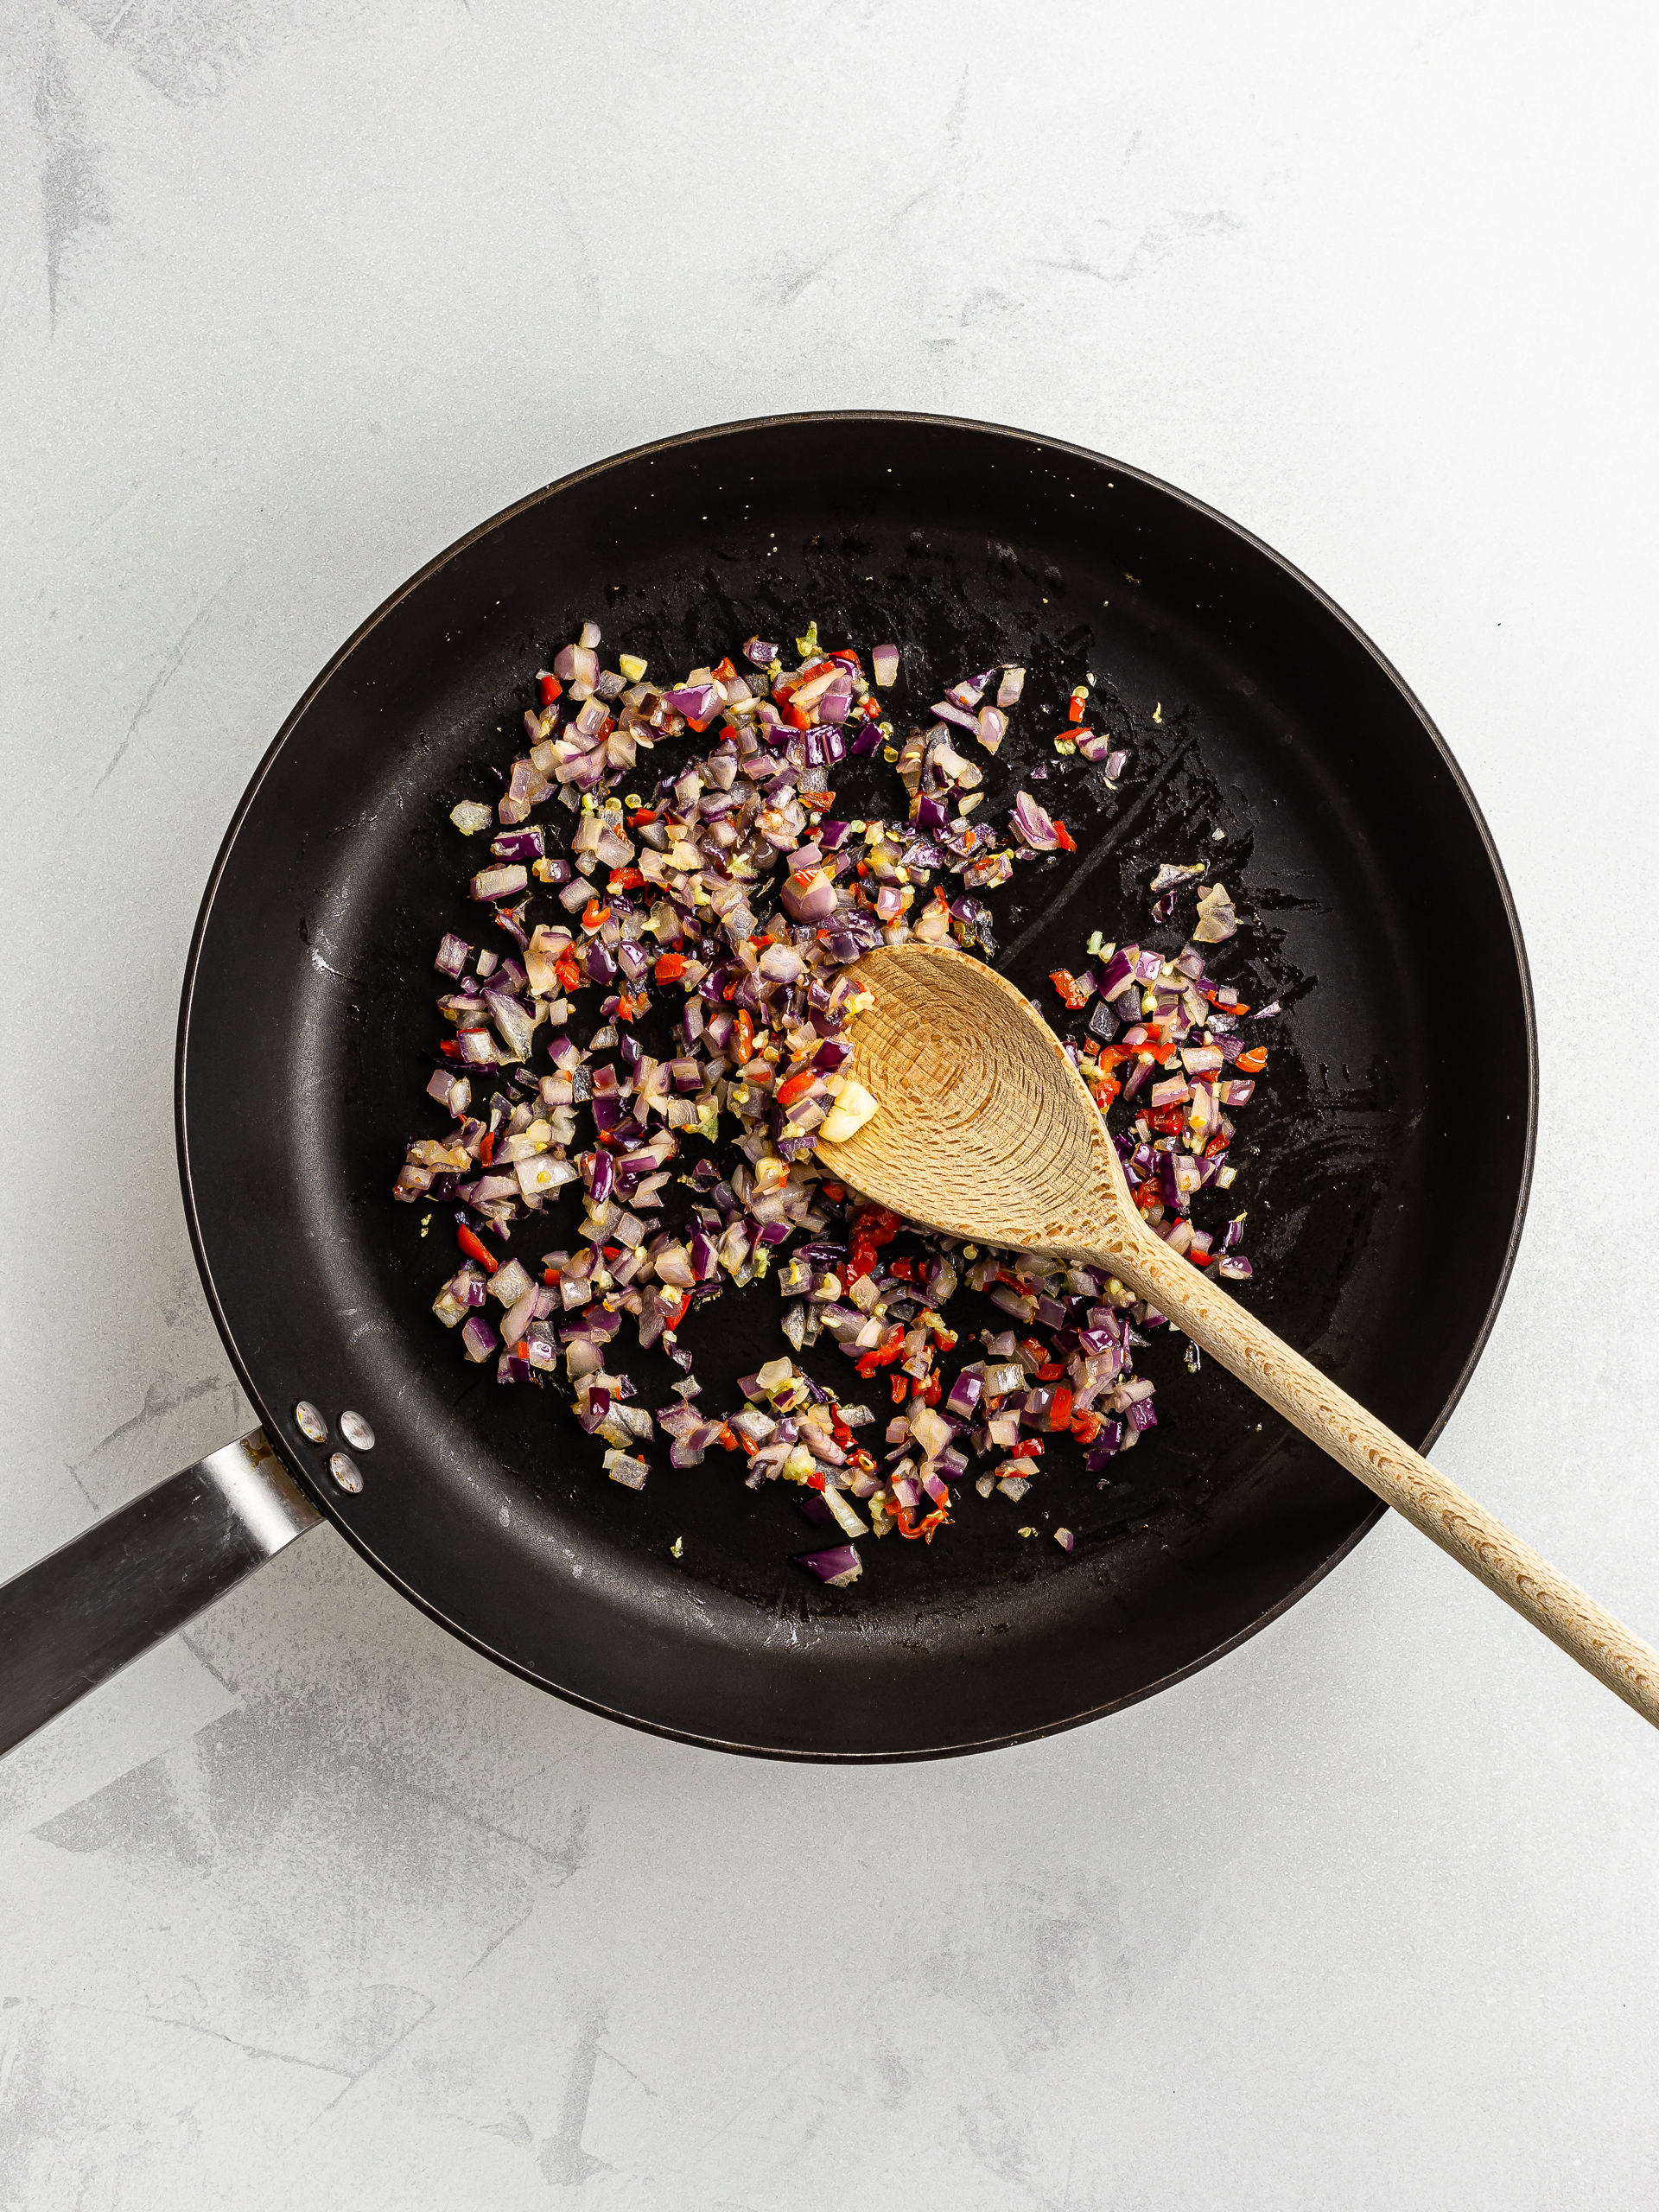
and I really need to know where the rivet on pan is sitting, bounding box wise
[328,1452,364,1494]
[339,1410,375,1451]
[294,1401,327,1444]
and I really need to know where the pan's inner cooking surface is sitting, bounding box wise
[181,418,1531,1755]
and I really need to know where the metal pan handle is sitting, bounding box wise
[0,1430,321,1757]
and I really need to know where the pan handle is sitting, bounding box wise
[0,1430,322,1757]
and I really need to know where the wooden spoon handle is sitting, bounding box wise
[1104,1230,1659,1728]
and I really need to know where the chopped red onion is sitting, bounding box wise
[406,615,1281,1568]
[781,866,838,923]
[1193,881,1238,944]
[795,1542,862,1586]
[975,704,1007,753]
[931,699,977,732]
[461,1313,498,1362]
[664,683,721,721]
[470,864,529,902]
[1010,791,1060,852]
[554,639,596,680]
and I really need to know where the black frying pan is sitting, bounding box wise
[0,414,1535,1762]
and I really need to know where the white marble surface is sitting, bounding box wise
[3,0,1657,2202]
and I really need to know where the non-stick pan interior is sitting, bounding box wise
[178,415,1534,1758]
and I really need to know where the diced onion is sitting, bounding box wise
[399,618,1276,1571]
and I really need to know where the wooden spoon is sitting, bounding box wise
[817,944,1659,1729]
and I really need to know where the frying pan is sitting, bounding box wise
[0,413,1535,1763]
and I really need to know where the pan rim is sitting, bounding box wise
[175,409,1538,1761]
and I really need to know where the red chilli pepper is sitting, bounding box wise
[845,1204,900,1284]
[538,674,562,705]
[1049,969,1091,1010]
[457,1224,498,1273]
[856,1325,907,1379]
[892,1502,950,1542]
[1054,820,1077,852]
[654,952,687,983]
[776,1069,817,1109]
[1235,1046,1268,1074]
[1048,1387,1074,1430]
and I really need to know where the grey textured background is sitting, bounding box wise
[3,2,1656,2204]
